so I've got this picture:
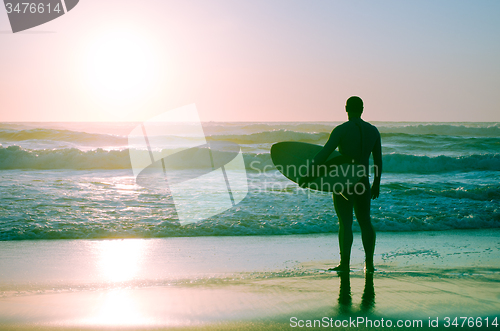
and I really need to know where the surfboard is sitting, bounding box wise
[270,141,365,193]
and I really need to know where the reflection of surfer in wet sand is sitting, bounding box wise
[300,96,382,272]
[336,272,375,315]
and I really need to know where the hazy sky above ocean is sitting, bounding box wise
[0,0,499,122]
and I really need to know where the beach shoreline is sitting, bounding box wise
[1,229,499,329]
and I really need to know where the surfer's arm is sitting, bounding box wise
[298,128,341,187]
[298,127,341,187]
[371,132,382,199]
[313,128,341,165]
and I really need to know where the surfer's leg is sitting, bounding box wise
[332,192,353,271]
[353,177,375,272]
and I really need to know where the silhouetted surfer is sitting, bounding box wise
[301,96,382,272]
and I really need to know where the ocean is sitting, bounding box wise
[0,121,499,241]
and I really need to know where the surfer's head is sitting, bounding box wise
[346,96,363,118]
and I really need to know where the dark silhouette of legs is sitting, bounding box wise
[353,178,375,271]
[332,193,353,271]
[331,177,375,272]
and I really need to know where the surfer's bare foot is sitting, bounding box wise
[328,264,350,272]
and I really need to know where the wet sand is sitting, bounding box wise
[0,229,499,330]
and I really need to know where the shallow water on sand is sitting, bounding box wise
[0,229,499,328]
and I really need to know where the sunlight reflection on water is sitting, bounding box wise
[96,239,148,283]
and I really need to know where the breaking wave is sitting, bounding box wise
[0,145,499,173]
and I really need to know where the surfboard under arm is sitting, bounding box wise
[270,141,364,193]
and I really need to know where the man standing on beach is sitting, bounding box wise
[301,96,382,272]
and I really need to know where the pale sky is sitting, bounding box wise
[0,0,499,122]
